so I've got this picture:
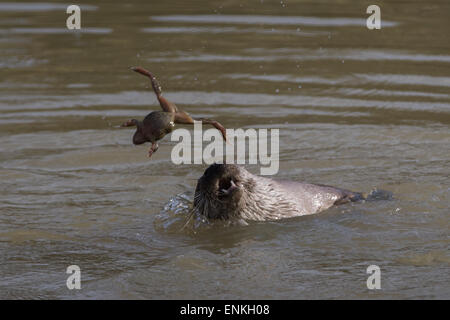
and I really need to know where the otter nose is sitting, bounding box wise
[218,179,237,196]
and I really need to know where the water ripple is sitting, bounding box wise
[0,3,97,12]
[150,14,398,27]
[141,26,327,37]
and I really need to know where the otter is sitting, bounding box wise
[193,163,374,222]
[121,67,227,157]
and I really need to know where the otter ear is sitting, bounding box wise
[132,130,146,145]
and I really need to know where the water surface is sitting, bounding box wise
[0,0,449,299]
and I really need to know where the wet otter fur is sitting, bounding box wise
[193,164,386,222]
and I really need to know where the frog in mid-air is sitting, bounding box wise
[121,67,227,157]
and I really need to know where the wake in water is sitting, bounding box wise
[363,188,394,201]
[155,192,216,234]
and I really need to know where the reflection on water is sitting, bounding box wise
[141,26,327,37]
[0,28,113,34]
[149,14,398,27]
[0,3,97,12]
[0,0,449,299]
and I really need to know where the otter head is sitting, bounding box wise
[194,164,255,220]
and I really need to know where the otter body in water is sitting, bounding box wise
[194,164,366,222]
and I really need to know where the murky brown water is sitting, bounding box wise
[0,0,449,299]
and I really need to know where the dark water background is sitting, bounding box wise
[0,0,449,299]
